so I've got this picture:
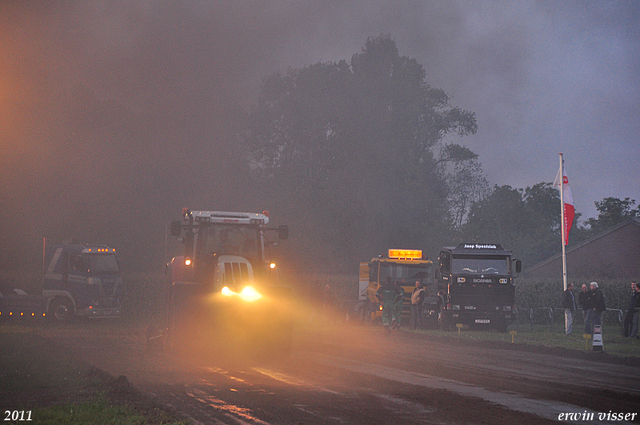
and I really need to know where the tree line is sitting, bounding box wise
[242,35,638,272]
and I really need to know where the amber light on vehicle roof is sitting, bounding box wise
[388,249,422,259]
[84,247,115,253]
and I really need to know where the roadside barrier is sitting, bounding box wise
[514,307,624,328]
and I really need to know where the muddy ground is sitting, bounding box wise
[2,319,640,424]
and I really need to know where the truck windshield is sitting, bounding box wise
[88,255,119,274]
[451,255,510,275]
[379,263,432,283]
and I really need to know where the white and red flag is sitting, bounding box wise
[554,163,575,245]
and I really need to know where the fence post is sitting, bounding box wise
[529,308,534,330]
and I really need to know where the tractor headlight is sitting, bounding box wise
[220,285,262,302]
[240,286,262,302]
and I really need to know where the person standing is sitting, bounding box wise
[409,281,425,330]
[629,282,640,338]
[437,290,446,325]
[623,281,637,337]
[585,281,606,334]
[376,277,398,333]
[392,280,405,329]
[578,283,589,322]
[562,282,577,335]
[583,284,594,334]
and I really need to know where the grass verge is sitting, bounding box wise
[412,322,640,361]
[0,328,187,425]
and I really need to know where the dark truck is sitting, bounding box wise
[0,244,123,321]
[437,243,521,332]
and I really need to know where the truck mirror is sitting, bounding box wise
[278,225,289,240]
[515,260,522,274]
[170,221,182,237]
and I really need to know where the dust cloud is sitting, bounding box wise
[1,1,638,274]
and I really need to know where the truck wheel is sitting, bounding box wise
[49,298,74,322]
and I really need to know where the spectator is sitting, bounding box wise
[392,280,404,329]
[624,281,640,338]
[409,281,425,330]
[437,290,446,324]
[376,277,398,333]
[578,283,589,322]
[623,281,637,337]
[632,282,640,339]
[561,282,577,335]
[585,281,606,335]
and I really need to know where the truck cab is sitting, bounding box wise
[43,244,123,320]
[437,243,521,332]
[362,249,435,326]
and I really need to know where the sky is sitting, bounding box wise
[1,0,639,269]
[243,1,639,221]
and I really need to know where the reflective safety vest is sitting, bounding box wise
[411,288,424,305]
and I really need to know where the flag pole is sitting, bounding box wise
[559,153,567,292]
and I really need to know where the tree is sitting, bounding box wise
[443,152,490,231]
[244,35,479,270]
[584,197,639,235]
[462,183,567,267]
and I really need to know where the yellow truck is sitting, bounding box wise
[360,249,438,327]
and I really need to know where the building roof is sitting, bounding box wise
[525,218,640,275]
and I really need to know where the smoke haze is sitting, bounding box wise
[1,1,638,271]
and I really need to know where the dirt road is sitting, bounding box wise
[38,320,640,425]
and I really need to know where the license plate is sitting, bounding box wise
[475,319,490,324]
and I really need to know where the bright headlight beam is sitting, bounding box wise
[240,286,262,302]
[220,285,262,301]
